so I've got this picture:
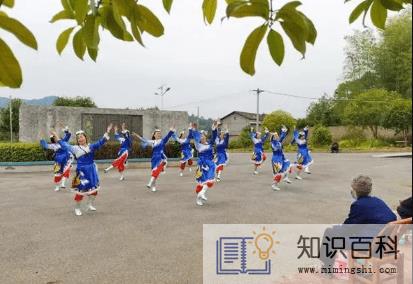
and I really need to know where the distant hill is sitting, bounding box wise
[0,96,58,108]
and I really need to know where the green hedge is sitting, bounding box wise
[0,142,182,162]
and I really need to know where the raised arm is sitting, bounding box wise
[40,140,60,151]
[162,129,175,145]
[304,126,309,140]
[62,128,71,142]
[223,131,230,148]
[90,124,112,152]
[279,127,288,143]
[90,133,110,152]
[261,128,270,143]
[209,128,218,145]
[291,130,299,145]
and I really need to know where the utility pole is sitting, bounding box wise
[251,89,264,132]
[9,95,13,144]
[196,106,200,128]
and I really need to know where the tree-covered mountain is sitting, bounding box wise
[0,96,58,108]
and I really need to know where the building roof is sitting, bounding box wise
[221,111,266,121]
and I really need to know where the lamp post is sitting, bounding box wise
[154,85,171,130]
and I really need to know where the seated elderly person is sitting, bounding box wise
[344,175,397,224]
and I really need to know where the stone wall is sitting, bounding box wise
[19,105,188,142]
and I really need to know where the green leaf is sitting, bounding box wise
[280,1,302,10]
[349,0,371,23]
[226,0,269,19]
[240,24,268,76]
[61,0,74,13]
[281,20,307,56]
[136,5,164,37]
[0,37,22,88]
[163,0,174,13]
[74,0,88,25]
[131,20,144,46]
[72,29,86,60]
[56,26,75,55]
[104,6,133,41]
[371,0,387,29]
[0,15,38,49]
[84,14,100,49]
[267,29,285,66]
[202,0,218,24]
[50,10,74,23]
[87,47,98,62]
[298,12,317,44]
[2,0,15,8]
[380,0,404,10]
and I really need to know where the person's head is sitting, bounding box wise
[298,131,305,140]
[351,175,373,199]
[273,131,279,140]
[256,132,262,139]
[219,130,225,140]
[152,129,161,140]
[179,131,185,139]
[76,130,87,146]
[200,130,208,144]
[50,135,56,144]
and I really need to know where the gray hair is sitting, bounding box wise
[351,175,373,197]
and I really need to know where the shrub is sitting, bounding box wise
[311,125,333,146]
[0,142,181,162]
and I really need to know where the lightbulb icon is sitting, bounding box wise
[255,233,274,260]
[249,227,279,261]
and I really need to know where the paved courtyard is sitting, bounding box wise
[0,153,411,283]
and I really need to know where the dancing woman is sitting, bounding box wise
[133,128,175,192]
[104,123,132,181]
[173,127,194,177]
[53,124,113,216]
[192,121,218,206]
[40,127,73,192]
[250,127,270,175]
[270,126,292,191]
[214,127,230,182]
[291,126,314,180]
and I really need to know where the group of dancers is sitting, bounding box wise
[40,120,313,216]
[250,125,314,190]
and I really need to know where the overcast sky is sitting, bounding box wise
[0,0,374,118]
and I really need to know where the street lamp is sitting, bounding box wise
[154,85,171,111]
[154,85,171,131]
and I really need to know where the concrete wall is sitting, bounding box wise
[19,104,188,142]
[328,126,410,141]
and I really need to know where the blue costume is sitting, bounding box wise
[40,129,73,184]
[291,127,313,170]
[141,130,175,178]
[215,131,230,172]
[59,133,109,193]
[192,128,218,187]
[250,130,269,165]
[271,127,291,183]
[173,129,194,166]
[111,131,132,173]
